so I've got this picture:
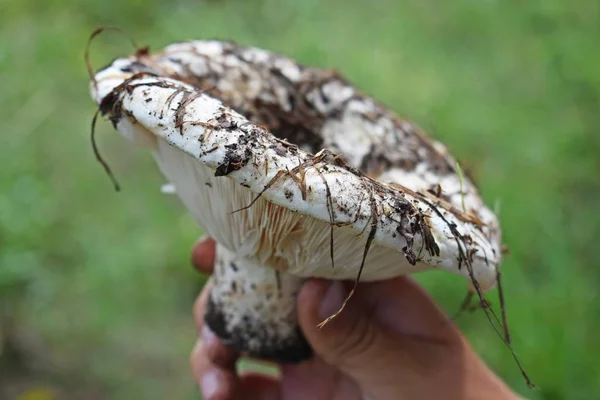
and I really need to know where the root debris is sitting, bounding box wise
[85,25,141,92]
[90,109,120,192]
[421,197,535,388]
[85,26,146,192]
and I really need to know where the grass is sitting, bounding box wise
[1,0,599,398]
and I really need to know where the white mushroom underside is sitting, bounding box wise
[152,135,427,281]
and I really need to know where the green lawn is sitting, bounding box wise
[1,0,599,398]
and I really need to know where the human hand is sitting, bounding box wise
[190,237,519,400]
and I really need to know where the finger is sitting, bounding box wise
[357,276,461,338]
[193,278,213,332]
[191,334,281,400]
[190,339,239,400]
[278,356,343,400]
[191,236,216,274]
[239,373,281,400]
[296,278,459,398]
[297,279,383,369]
[200,324,239,369]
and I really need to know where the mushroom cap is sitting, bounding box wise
[90,40,502,292]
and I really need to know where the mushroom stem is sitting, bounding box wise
[205,243,312,362]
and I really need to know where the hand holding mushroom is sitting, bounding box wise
[190,237,519,400]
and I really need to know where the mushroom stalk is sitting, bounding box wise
[207,244,311,361]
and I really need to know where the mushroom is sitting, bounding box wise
[89,40,502,363]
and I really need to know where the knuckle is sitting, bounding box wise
[189,341,205,377]
[326,312,378,365]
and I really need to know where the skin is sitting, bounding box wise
[190,237,521,400]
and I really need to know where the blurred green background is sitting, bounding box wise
[1,0,599,398]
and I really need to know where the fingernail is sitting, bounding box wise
[319,281,346,320]
[200,369,218,399]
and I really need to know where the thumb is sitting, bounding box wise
[296,279,517,400]
[297,280,409,392]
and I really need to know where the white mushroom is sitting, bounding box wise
[89,41,502,363]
